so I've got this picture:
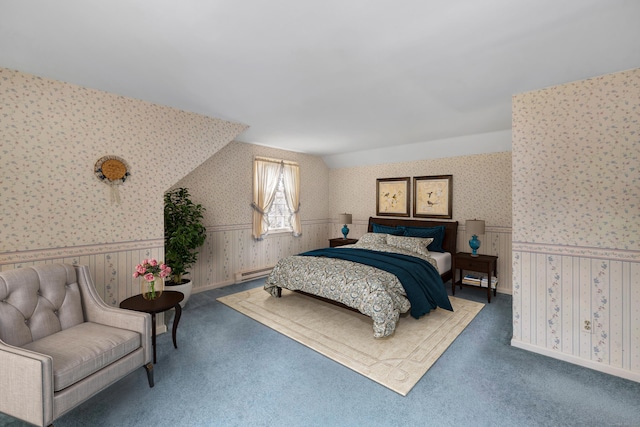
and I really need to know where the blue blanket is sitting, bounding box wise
[299,248,453,318]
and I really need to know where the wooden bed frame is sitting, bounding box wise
[367,216,458,283]
[280,217,458,313]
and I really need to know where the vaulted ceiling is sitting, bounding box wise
[2,0,639,161]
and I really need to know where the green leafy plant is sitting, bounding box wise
[164,187,206,285]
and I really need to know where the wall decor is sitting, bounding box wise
[95,155,130,205]
[376,177,410,217]
[413,175,452,218]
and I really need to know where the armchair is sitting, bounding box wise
[0,264,153,426]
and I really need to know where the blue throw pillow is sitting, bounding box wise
[371,223,405,235]
[402,225,446,252]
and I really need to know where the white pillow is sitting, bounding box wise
[355,233,388,245]
[386,234,433,256]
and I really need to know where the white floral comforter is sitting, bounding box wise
[264,240,439,338]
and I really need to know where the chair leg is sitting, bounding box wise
[145,362,154,388]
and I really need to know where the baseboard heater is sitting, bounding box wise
[234,266,274,284]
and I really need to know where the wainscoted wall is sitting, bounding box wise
[0,239,164,307]
[512,68,640,381]
[0,67,246,304]
[329,151,513,292]
[512,245,639,373]
[188,221,330,291]
[0,219,329,304]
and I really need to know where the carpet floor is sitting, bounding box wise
[218,287,484,395]
[1,279,639,426]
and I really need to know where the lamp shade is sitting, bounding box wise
[339,213,352,225]
[465,219,485,236]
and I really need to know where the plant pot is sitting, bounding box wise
[165,279,192,308]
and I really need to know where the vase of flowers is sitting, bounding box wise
[133,258,171,300]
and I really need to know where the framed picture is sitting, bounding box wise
[376,177,410,217]
[413,175,452,218]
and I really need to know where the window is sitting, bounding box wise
[266,171,292,232]
[251,157,301,240]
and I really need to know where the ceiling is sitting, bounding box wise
[2,0,639,159]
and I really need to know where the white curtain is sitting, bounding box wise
[251,158,281,240]
[282,162,301,237]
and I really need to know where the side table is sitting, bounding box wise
[452,252,498,303]
[329,238,358,247]
[120,290,184,364]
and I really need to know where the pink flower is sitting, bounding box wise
[134,259,171,281]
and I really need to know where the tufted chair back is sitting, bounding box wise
[0,264,84,347]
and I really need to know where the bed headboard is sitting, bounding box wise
[367,216,458,255]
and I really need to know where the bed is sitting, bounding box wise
[264,217,458,337]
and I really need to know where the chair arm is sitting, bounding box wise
[74,266,153,364]
[0,339,54,427]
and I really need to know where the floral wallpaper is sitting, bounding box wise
[512,68,640,380]
[0,67,247,253]
[2,66,516,303]
[175,140,330,226]
[512,69,640,250]
[0,66,246,313]
[329,152,512,228]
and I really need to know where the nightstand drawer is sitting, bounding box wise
[329,238,358,247]
[457,258,488,270]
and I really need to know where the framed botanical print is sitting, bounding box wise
[413,175,452,218]
[376,177,410,217]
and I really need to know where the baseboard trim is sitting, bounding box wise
[511,339,640,383]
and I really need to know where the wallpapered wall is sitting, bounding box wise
[165,142,514,294]
[0,68,246,305]
[0,66,513,305]
[172,141,331,289]
[329,152,514,293]
[329,152,512,228]
[512,68,640,382]
[176,141,330,225]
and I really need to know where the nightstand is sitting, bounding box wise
[452,252,498,303]
[329,238,358,247]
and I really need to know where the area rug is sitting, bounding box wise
[217,287,484,396]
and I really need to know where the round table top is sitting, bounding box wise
[119,290,184,314]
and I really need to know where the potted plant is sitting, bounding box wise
[164,187,207,307]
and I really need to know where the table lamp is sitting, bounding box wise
[466,219,485,257]
[339,213,352,239]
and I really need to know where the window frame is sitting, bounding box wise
[251,156,301,239]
